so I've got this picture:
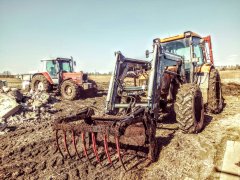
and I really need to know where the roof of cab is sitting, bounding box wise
[41,57,72,61]
[158,31,202,43]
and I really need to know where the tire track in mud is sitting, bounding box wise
[0,95,143,179]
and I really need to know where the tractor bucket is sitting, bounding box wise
[53,107,157,171]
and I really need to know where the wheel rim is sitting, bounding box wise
[65,85,73,96]
[37,82,44,91]
[34,81,44,91]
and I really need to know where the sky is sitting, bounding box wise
[0,0,240,74]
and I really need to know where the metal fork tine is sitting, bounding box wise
[55,130,64,158]
[115,136,127,171]
[72,130,82,161]
[103,134,115,168]
[81,132,92,164]
[63,130,72,159]
[91,132,102,166]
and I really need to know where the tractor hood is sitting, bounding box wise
[62,72,85,84]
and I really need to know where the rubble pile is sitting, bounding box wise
[0,85,58,133]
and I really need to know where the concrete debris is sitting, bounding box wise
[0,88,59,130]
[2,86,10,93]
[31,92,50,109]
[0,94,21,119]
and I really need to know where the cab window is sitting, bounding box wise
[192,38,204,65]
[46,61,57,76]
[61,62,72,72]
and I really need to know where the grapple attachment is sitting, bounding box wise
[53,107,157,171]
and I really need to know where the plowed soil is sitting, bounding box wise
[0,80,240,180]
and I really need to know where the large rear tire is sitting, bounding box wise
[208,69,224,114]
[31,74,52,92]
[174,84,204,133]
[60,80,80,100]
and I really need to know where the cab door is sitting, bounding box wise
[192,37,204,66]
[46,60,59,84]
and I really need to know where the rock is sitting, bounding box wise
[32,92,50,108]
[0,94,21,119]
[2,86,10,93]
[32,100,44,108]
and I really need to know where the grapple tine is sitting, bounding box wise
[91,132,102,166]
[81,132,91,163]
[55,130,64,158]
[103,134,114,168]
[72,130,82,161]
[115,136,127,171]
[63,130,72,159]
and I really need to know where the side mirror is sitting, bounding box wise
[74,61,76,66]
[145,50,149,58]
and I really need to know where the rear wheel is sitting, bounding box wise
[208,69,223,113]
[174,84,204,133]
[31,74,51,92]
[60,80,80,100]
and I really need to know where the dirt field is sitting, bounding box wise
[0,77,22,89]
[0,72,240,179]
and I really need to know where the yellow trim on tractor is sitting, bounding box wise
[160,34,185,43]
[159,31,202,43]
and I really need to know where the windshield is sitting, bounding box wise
[59,61,72,72]
[161,39,190,61]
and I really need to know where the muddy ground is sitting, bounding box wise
[0,81,240,180]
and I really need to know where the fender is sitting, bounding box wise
[197,64,215,104]
[32,72,54,84]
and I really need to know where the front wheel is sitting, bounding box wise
[60,80,80,100]
[174,84,204,133]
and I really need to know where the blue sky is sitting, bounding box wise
[0,0,239,74]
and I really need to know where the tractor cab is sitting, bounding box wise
[41,57,75,83]
[158,31,212,64]
[154,31,214,83]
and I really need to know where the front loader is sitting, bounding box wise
[53,42,184,170]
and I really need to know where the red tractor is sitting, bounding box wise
[31,57,97,100]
